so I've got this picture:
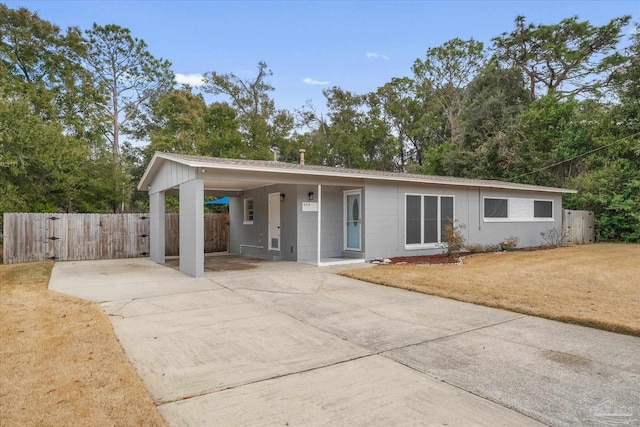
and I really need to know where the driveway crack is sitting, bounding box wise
[157,353,375,406]
[380,314,527,354]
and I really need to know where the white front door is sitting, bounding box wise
[344,190,361,251]
[268,192,281,251]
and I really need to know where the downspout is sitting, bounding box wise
[316,184,322,265]
[478,187,482,231]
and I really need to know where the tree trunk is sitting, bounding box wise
[448,110,459,144]
[398,129,406,171]
[111,72,122,213]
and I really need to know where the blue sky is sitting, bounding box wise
[8,1,640,116]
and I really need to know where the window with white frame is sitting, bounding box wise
[484,198,508,218]
[534,200,553,218]
[405,194,454,247]
[483,197,553,222]
[243,198,254,224]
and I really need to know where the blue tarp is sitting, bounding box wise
[204,196,230,205]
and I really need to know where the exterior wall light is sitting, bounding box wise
[308,192,314,201]
[280,193,286,202]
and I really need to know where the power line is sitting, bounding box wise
[510,131,640,181]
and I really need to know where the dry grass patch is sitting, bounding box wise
[342,244,640,336]
[0,261,166,426]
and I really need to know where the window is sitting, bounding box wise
[484,198,508,218]
[483,197,553,222]
[243,198,254,224]
[405,194,454,247]
[534,200,553,218]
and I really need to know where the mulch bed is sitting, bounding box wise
[389,252,471,265]
[388,246,560,265]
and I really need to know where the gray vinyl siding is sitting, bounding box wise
[229,184,297,261]
[296,184,319,263]
[364,182,466,259]
[149,161,196,194]
[363,183,563,259]
[319,186,343,259]
[231,181,564,263]
[469,188,563,247]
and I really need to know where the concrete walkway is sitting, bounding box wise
[49,256,640,427]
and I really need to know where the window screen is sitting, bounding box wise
[406,196,421,244]
[484,198,508,218]
[534,200,553,218]
[406,194,454,246]
[423,196,438,244]
[440,196,454,239]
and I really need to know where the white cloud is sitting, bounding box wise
[175,73,205,87]
[366,52,390,60]
[303,77,330,85]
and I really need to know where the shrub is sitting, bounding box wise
[499,236,519,250]
[466,243,500,253]
[442,219,467,257]
[540,227,568,246]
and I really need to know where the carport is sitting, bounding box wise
[138,151,365,278]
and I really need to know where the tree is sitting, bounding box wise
[321,87,368,168]
[565,26,640,242]
[85,24,174,164]
[0,5,122,215]
[373,77,417,170]
[144,87,243,157]
[202,61,293,159]
[566,142,640,242]
[442,64,532,178]
[493,15,631,99]
[610,23,640,134]
[412,38,485,144]
[317,86,396,170]
[0,94,116,214]
[0,4,102,138]
[508,94,602,187]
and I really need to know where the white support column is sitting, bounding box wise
[149,191,165,264]
[316,184,322,265]
[179,179,204,278]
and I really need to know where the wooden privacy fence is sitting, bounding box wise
[2,213,229,264]
[562,209,595,244]
[164,213,229,256]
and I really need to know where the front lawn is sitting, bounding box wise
[342,244,639,336]
[0,262,166,426]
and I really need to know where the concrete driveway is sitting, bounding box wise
[50,255,640,426]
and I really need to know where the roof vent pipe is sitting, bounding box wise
[269,145,279,162]
[299,149,306,166]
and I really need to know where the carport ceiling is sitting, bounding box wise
[162,178,277,197]
[201,178,276,192]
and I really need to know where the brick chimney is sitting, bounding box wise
[299,149,306,166]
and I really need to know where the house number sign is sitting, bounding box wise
[302,202,318,212]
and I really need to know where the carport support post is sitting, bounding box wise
[149,191,165,264]
[179,179,204,278]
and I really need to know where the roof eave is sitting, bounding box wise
[176,159,576,194]
[137,152,170,191]
[139,152,578,194]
